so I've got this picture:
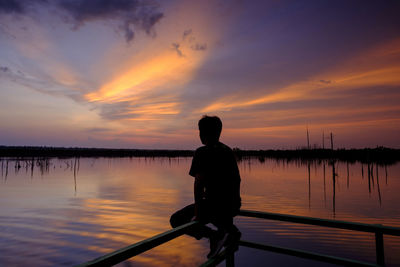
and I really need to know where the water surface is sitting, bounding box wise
[0,157,399,266]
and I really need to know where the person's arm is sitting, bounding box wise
[230,151,242,214]
[193,173,205,220]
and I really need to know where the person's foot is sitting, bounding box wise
[224,228,241,247]
[207,232,229,258]
[207,231,219,258]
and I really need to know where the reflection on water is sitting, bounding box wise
[0,157,399,266]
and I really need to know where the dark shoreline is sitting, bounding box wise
[1,146,399,164]
[0,146,194,158]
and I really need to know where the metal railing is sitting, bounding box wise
[236,210,400,267]
[76,210,400,267]
[75,221,199,267]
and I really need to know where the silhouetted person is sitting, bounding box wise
[170,115,241,258]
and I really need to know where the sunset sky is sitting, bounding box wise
[1,0,399,149]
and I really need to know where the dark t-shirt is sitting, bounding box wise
[189,142,241,215]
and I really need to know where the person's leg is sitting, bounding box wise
[170,203,215,240]
[213,215,241,240]
[207,215,242,258]
[170,204,195,228]
[211,213,233,234]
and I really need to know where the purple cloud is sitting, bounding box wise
[0,0,164,42]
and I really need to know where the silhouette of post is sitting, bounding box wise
[368,163,371,194]
[371,164,375,188]
[323,162,326,206]
[308,162,311,209]
[330,132,334,150]
[347,162,349,188]
[5,160,8,179]
[74,157,78,194]
[376,164,382,206]
[385,165,388,185]
[31,157,34,177]
[307,127,310,149]
[331,161,336,216]
[361,164,364,179]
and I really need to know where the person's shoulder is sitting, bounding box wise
[194,145,208,156]
[195,145,207,153]
[217,142,233,152]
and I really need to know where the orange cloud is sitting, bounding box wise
[201,39,400,113]
[85,50,202,103]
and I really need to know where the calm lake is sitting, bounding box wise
[0,157,399,266]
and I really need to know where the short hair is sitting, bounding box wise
[198,115,222,143]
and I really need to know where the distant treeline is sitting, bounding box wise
[0,146,399,164]
[233,147,400,165]
[0,146,193,158]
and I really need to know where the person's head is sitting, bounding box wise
[198,115,222,145]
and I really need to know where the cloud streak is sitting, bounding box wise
[200,39,400,113]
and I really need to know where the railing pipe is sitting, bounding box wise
[238,210,400,266]
[239,240,378,267]
[76,210,400,267]
[238,210,400,236]
[75,221,199,267]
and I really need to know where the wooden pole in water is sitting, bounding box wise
[307,127,310,149]
[322,131,325,149]
[361,164,364,179]
[376,164,381,206]
[332,161,336,217]
[330,132,334,150]
[308,162,311,209]
[385,165,388,185]
[323,162,326,205]
[347,162,349,188]
[368,163,371,194]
